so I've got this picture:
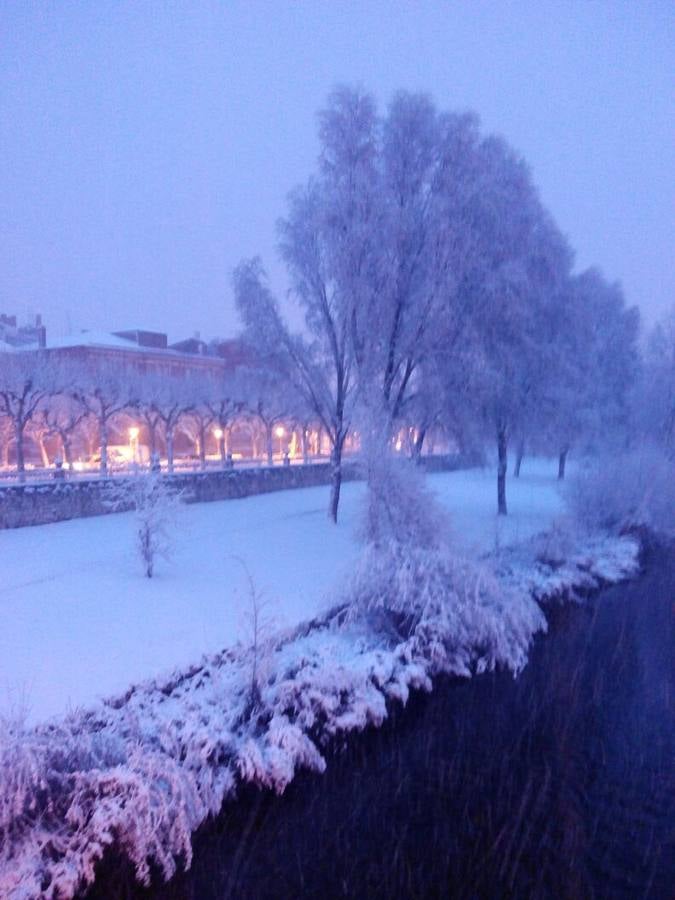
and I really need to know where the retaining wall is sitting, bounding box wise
[0,454,474,530]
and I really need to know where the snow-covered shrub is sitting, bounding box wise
[233,557,277,715]
[342,540,546,678]
[361,443,449,549]
[531,517,578,568]
[351,433,544,677]
[567,445,675,537]
[105,473,184,577]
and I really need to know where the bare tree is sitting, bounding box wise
[0,414,13,468]
[239,365,290,466]
[204,371,245,465]
[33,394,88,469]
[135,373,194,473]
[74,363,137,475]
[0,351,67,481]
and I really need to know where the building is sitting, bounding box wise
[0,313,46,349]
[41,329,251,380]
[0,317,260,470]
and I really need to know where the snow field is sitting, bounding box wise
[2,461,563,723]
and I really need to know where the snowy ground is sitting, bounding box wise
[1,460,565,723]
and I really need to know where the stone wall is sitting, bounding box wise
[0,455,474,530]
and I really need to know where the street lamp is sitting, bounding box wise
[275,425,285,456]
[128,426,140,464]
[213,427,225,462]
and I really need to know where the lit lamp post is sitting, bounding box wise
[213,427,225,463]
[275,425,285,457]
[128,426,140,465]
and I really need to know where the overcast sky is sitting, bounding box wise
[2,1,673,343]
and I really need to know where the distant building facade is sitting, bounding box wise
[0,313,46,349]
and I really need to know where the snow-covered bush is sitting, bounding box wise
[342,539,546,678]
[530,517,578,568]
[362,453,450,548]
[567,445,675,537]
[350,436,545,677]
[233,557,277,715]
[105,473,184,577]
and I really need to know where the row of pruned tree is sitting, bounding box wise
[233,86,664,522]
[0,352,328,481]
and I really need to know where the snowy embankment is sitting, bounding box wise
[1,463,562,723]
[0,463,640,899]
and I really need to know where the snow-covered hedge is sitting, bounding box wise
[0,533,640,899]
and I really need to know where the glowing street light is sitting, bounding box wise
[275,425,286,456]
[213,427,225,462]
[128,426,140,465]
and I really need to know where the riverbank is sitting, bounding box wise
[101,539,672,900]
[0,522,640,899]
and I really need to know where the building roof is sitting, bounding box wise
[46,331,139,351]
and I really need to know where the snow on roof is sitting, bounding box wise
[44,330,228,362]
[0,339,42,352]
[46,331,140,350]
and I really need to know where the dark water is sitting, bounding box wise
[89,544,674,899]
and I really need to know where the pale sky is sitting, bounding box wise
[1,1,673,342]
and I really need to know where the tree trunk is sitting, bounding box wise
[100,422,108,476]
[301,427,310,465]
[218,430,226,464]
[62,435,72,467]
[497,425,508,515]
[514,439,525,478]
[328,436,345,523]
[148,423,157,455]
[37,436,49,468]
[167,429,175,473]
[558,448,568,480]
[15,420,26,483]
[412,427,426,462]
[266,426,274,466]
[199,423,206,470]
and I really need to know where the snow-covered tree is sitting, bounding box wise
[543,270,640,477]
[234,254,354,520]
[0,351,68,480]
[238,365,291,466]
[32,394,88,469]
[204,370,245,464]
[178,375,216,469]
[106,473,183,578]
[635,306,674,457]
[136,374,194,473]
[463,138,573,511]
[75,363,137,475]
[0,414,12,467]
